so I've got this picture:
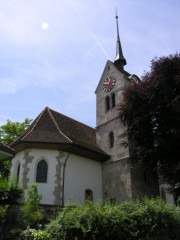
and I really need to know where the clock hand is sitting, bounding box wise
[105,78,110,84]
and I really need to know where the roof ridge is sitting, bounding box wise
[49,107,95,131]
[21,107,46,140]
[47,107,72,143]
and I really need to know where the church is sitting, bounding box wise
[9,15,174,208]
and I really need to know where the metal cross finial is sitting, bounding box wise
[115,7,118,19]
[115,7,120,39]
[114,7,127,68]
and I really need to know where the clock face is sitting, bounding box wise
[103,76,116,92]
[130,74,141,84]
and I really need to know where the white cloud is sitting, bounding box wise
[41,22,49,30]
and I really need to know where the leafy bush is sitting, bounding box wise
[0,177,23,205]
[0,205,9,225]
[21,183,44,227]
[32,230,51,240]
[21,229,33,239]
[46,198,180,240]
[21,229,51,240]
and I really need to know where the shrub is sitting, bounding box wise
[21,229,51,240]
[21,183,44,227]
[46,198,180,240]
[0,205,9,225]
[0,177,23,205]
[32,230,51,240]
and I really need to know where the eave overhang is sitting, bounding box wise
[12,141,110,162]
[0,144,15,160]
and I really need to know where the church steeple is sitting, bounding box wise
[114,13,126,70]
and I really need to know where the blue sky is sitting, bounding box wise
[0,0,179,128]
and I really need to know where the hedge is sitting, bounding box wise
[46,197,180,240]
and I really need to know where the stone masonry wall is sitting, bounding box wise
[102,158,132,202]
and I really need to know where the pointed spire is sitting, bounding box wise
[114,11,126,69]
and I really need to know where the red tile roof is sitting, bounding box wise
[11,107,109,161]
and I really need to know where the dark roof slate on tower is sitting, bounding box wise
[11,107,109,161]
[114,14,127,70]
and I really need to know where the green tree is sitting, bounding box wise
[0,118,32,178]
[0,118,32,145]
[119,53,180,196]
[21,183,44,227]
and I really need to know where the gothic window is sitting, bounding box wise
[105,96,110,111]
[109,132,114,148]
[111,93,116,108]
[85,189,93,202]
[36,159,48,183]
[17,163,20,184]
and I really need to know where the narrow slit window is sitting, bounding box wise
[112,93,116,108]
[109,132,114,148]
[105,96,110,111]
[17,163,20,184]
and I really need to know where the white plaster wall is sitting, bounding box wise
[10,149,58,205]
[10,149,103,206]
[27,149,57,205]
[64,154,102,204]
[10,151,24,184]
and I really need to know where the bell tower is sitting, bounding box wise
[95,14,159,202]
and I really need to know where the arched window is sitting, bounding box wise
[105,96,110,111]
[17,163,20,184]
[85,189,93,202]
[36,160,48,183]
[111,93,116,108]
[109,132,114,148]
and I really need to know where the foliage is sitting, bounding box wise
[0,118,32,145]
[0,205,9,240]
[0,159,11,179]
[0,177,23,205]
[32,230,52,240]
[46,198,180,240]
[21,228,34,239]
[21,183,44,227]
[0,118,32,178]
[21,229,51,240]
[119,53,180,195]
[0,178,22,238]
[0,205,9,225]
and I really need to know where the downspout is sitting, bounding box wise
[62,153,71,208]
